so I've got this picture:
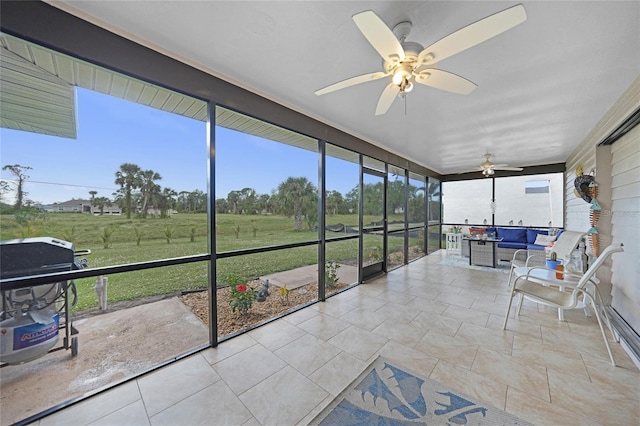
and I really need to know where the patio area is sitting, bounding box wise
[3,250,638,425]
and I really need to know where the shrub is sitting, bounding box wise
[229,282,256,315]
[325,260,340,289]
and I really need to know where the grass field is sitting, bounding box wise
[1,212,434,311]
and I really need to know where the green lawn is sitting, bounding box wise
[0,212,428,311]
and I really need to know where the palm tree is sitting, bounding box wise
[275,177,317,231]
[156,187,177,218]
[93,196,112,215]
[114,163,142,219]
[139,169,162,218]
[2,164,31,210]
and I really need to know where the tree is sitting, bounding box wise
[227,190,240,214]
[156,187,177,218]
[89,190,97,200]
[256,193,272,214]
[139,169,162,218]
[114,163,142,219]
[93,196,112,215]
[237,187,257,214]
[0,180,11,205]
[326,190,344,216]
[275,177,317,231]
[215,198,228,213]
[387,179,405,215]
[2,164,32,210]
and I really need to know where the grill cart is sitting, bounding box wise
[0,237,89,365]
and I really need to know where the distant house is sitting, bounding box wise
[43,199,121,215]
[50,199,92,213]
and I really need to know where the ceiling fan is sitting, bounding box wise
[476,153,523,176]
[314,4,527,115]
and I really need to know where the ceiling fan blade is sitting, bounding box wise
[493,166,524,171]
[375,84,400,115]
[315,72,388,96]
[417,4,527,66]
[415,69,477,95]
[353,11,405,64]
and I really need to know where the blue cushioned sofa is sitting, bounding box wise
[461,227,561,262]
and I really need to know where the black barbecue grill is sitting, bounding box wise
[0,237,88,365]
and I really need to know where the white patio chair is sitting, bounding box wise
[507,230,586,286]
[503,243,624,366]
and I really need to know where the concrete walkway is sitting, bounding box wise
[263,264,358,290]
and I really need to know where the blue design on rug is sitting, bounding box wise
[313,357,532,426]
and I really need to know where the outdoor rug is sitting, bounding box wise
[439,255,510,274]
[310,356,532,425]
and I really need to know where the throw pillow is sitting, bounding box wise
[534,234,557,246]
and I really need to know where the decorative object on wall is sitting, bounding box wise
[588,177,600,257]
[574,164,595,203]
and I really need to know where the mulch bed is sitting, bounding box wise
[179,279,349,337]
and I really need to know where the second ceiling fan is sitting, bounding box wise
[315,4,527,115]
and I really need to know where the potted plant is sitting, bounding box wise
[546,251,561,270]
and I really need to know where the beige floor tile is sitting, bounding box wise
[486,313,542,341]
[435,292,475,309]
[505,386,602,426]
[311,299,356,318]
[442,305,490,327]
[512,334,589,380]
[248,319,306,351]
[471,347,550,402]
[371,318,428,347]
[548,368,640,425]
[338,307,387,331]
[297,313,350,340]
[469,297,511,316]
[150,381,252,426]
[429,360,507,411]
[88,400,150,426]
[241,416,261,426]
[201,333,257,365]
[406,295,449,314]
[274,333,342,376]
[414,330,478,370]
[582,355,640,392]
[540,325,617,363]
[376,341,439,377]
[283,306,320,325]
[454,322,513,354]
[214,344,286,395]
[327,326,388,361]
[412,311,462,337]
[138,354,220,417]
[374,302,423,323]
[345,294,388,311]
[40,381,141,426]
[295,394,333,426]
[308,352,367,396]
[240,366,328,426]
[374,290,415,304]
[406,285,442,300]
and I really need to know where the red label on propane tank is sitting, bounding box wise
[13,314,59,350]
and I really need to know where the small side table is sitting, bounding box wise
[446,233,463,255]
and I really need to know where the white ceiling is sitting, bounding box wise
[51,1,639,175]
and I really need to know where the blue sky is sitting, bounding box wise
[1,88,357,205]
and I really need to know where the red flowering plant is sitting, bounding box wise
[228,275,256,315]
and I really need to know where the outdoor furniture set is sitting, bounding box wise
[460,227,561,265]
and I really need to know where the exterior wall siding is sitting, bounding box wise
[565,75,640,336]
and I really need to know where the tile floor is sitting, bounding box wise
[33,251,639,425]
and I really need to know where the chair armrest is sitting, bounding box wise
[511,249,528,260]
[525,252,546,266]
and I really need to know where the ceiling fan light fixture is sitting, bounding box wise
[421,52,435,64]
[482,168,495,177]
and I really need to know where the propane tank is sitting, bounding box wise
[0,309,59,365]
